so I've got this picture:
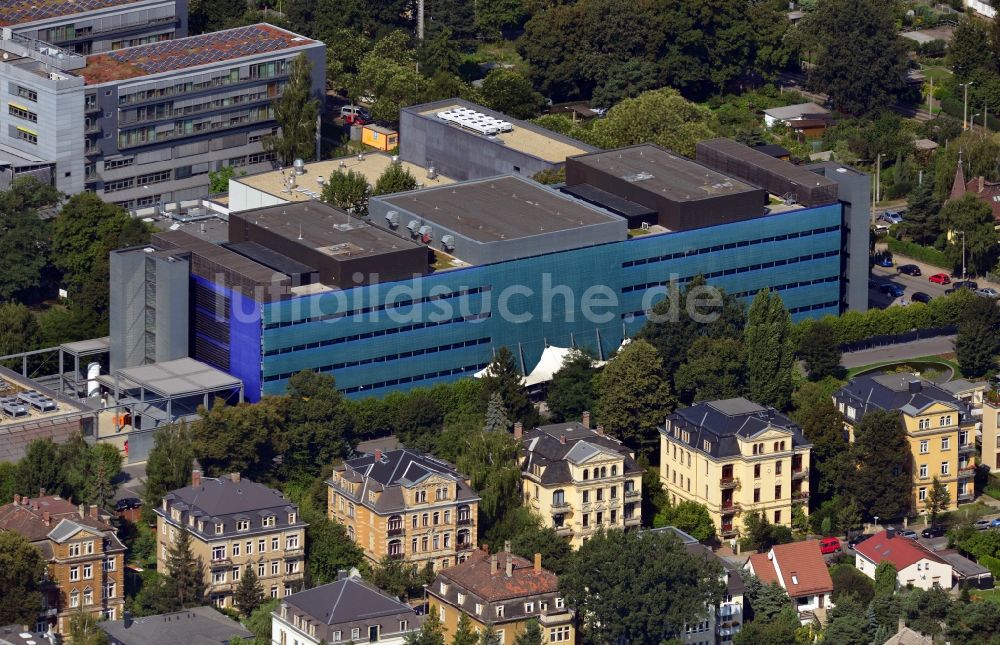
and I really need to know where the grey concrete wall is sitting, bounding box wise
[808,162,871,313]
[110,250,147,371]
[154,254,190,363]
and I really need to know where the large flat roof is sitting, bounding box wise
[412,99,594,163]
[233,152,454,202]
[236,202,422,260]
[0,0,145,26]
[379,175,618,243]
[79,24,316,85]
[109,358,242,398]
[569,144,760,202]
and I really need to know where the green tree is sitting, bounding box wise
[940,194,997,277]
[480,346,534,424]
[208,165,237,193]
[653,500,717,542]
[244,599,279,644]
[234,566,265,616]
[797,319,842,380]
[545,351,596,423]
[475,0,525,41]
[90,461,115,512]
[875,560,897,597]
[903,178,942,245]
[16,438,63,499]
[281,371,353,482]
[369,556,430,602]
[587,88,717,157]
[513,620,542,645]
[164,528,207,608]
[799,400,850,502]
[143,423,194,521]
[596,339,673,451]
[924,477,950,524]
[0,190,52,302]
[483,392,510,433]
[189,397,288,480]
[67,610,110,645]
[741,574,791,622]
[452,613,478,645]
[850,410,912,520]
[560,529,724,645]
[508,521,573,576]
[478,626,501,645]
[405,609,445,645]
[304,513,366,585]
[732,607,799,645]
[480,69,545,120]
[740,511,779,553]
[323,169,371,215]
[188,0,246,33]
[266,53,320,166]
[949,17,995,80]
[829,563,875,605]
[0,302,41,367]
[674,336,747,404]
[745,289,794,410]
[806,0,908,114]
[417,27,462,77]
[0,531,47,625]
[372,162,418,196]
[456,428,521,535]
[823,595,872,645]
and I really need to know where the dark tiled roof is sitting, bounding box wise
[834,374,970,423]
[99,606,251,645]
[0,496,118,544]
[334,449,479,513]
[663,398,810,459]
[436,549,558,603]
[520,423,641,485]
[284,575,417,626]
[157,475,304,539]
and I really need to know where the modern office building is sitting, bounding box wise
[108,139,867,400]
[2,0,186,55]
[0,23,324,198]
[660,398,812,539]
[327,448,480,570]
[400,98,597,181]
[155,469,308,607]
[518,414,642,548]
[833,373,977,512]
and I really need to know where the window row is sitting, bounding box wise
[118,60,291,106]
[8,104,38,123]
[212,560,300,584]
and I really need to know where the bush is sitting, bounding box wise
[886,237,952,270]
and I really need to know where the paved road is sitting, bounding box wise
[841,335,957,369]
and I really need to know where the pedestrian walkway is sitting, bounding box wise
[841,335,956,369]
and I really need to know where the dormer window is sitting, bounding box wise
[457,592,466,604]
[262,515,276,528]
[440,582,449,595]
[288,512,296,524]
[237,520,250,532]
[214,523,224,535]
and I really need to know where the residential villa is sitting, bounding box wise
[745,541,834,622]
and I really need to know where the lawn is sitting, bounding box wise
[972,588,1000,603]
[845,355,962,381]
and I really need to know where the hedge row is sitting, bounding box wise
[794,288,976,346]
[886,237,952,271]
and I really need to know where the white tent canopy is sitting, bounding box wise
[524,345,578,387]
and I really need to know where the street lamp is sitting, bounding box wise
[960,230,967,280]
[874,515,880,532]
[961,82,974,130]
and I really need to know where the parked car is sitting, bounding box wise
[848,533,873,549]
[115,498,142,512]
[955,280,979,290]
[976,287,1000,299]
[975,518,992,530]
[929,273,951,285]
[339,104,370,124]
[990,518,1000,528]
[921,525,946,538]
[898,528,919,540]
[879,211,904,225]
[868,278,877,289]
[911,292,932,303]
[874,256,894,267]
[880,284,904,298]
[819,536,841,554]
[898,264,921,276]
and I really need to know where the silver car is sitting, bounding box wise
[976,287,1000,299]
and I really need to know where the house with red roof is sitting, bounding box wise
[745,540,834,620]
[853,529,952,591]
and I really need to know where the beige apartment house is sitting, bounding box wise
[834,374,977,511]
[518,413,642,548]
[983,391,1000,473]
[155,469,308,607]
[660,398,812,539]
[328,449,481,570]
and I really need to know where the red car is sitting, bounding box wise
[819,536,841,555]
[929,273,951,285]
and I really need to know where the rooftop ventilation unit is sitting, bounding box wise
[406,219,419,234]
[441,234,455,250]
[292,158,305,175]
[385,210,399,227]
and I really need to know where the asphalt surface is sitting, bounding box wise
[869,264,959,306]
[841,336,957,369]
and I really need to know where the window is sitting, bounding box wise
[555,597,565,609]
[774,510,781,524]
[583,469,589,480]
[237,519,250,531]
[232,566,241,581]
[286,534,299,549]
[496,605,505,618]
[416,490,427,503]
[84,541,93,555]
[400,620,409,633]
[919,440,929,454]
[215,523,224,535]
[83,564,93,580]
[15,127,37,144]
[15,85,37,102]
[263,515,276,527]
[596,488,604,501]
[272,537,279,551]
[7,103,37,122]
[246,540,253,555]
[258,563,266,577]
[582,490,589,504]
[259,539,266,552]
[457,592,466,604]
[352,628,361,640]
[941,462,950,476]
[271,585,278,598]
[232,542,240,557]
[103,558,115,571]
[69,543,81,557]
[433,512,440,525]
[919,464,928,479]
[524,602,534,613]
[960,430,969,446]
[919,418,931,430]
[212,546,226,561]
[582,513,589,527]
[70,590,80,608]
[552,490,565,506]
[475,604,483,615]
[213,571,226,584]
[754,464,761,478]
[942,437,951,450]
[940,415,952,427]
[919,487,927,501]
[288,512,296,524]
[412,515,418,528]
[271,560,279,576]
[846,406,856,420]
[83,588,93,606]
[753,488,761,503]
[333,631,342,642]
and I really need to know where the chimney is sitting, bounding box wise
[908,380,922,394]
[980,176,985,193]
[124,611,133,629]
[42,511,50,526]
[191,465,202,487]
[534,553,541,574]
[505,555,513,577]
[78,503,87,519]
[504,540,511,553]
[374,449,383,462]
[582,411,590,429]
[596,425,604,436]
[13,494,19,505]
[490,554,498,575]
[559,435,566,445]
[89,505,98,519]
[513,422,523,440]
[887,527,895,539]
[230,472,240,483]
[39,487,45,497]
[898,617,906,633]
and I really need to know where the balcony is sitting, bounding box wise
[85,122,101,135]
[456,541,474,551]
[538,610,573,626]
[959,443,978,455]
[387,527,405,538]
[721,526,738,538]
[720,502,741,512]
[958,490,974,501]
[792,468,809,481]
[624,516,641,527]
[283,547,304,558]
[720,477,740,490]
[85,144,101,156]
[457,517,473,526]
[209,557,232,569]
[551,500,570,511]
[624,489,640,499]
[284,571,305,582]
[554,525,573,537]
[792,490,810,501]
[388,552,405,561]
[959,464,977,476]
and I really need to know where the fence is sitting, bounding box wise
[840,325,957,353]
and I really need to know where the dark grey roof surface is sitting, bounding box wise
[520,423,641,485]
[222,241,317,276]
[664,398,810,459]
[938,549,991,578]
[560,183,657,219]
[99,606,251,645]
[284,575,417,626]
[834,373,970,422]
